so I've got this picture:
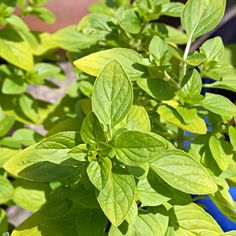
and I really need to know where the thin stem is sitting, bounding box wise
[177,128,184,149]
[164,71,180,89]
[177,38,192,149]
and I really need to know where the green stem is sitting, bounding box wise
[179,37,192,85]
[177,128,184,149]
[177,38,192,149]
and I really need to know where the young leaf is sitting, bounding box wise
[115,131,166,166]
[200,93,236,117]
[116,105,151,132]
[74,48,147,80]
[200,37,224,62]
[150,150,217,194]
[177,70,203,104]
[30,7,56,24]
[181,0,226,40]
[87,157,112,190]
[172,203,223,235]
[161,2,184,17]
[97,169,136,226]
[149,35,171,66]
[116,8,142,34]
[78,12,114,34]
[81,112,106,144]
[92,60,133,129]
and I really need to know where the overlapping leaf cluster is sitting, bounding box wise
[2,0,236,235]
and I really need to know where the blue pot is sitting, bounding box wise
[196,187,236,231]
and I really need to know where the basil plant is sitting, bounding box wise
[3,0,236,235]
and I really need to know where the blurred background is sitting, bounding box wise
[23,0,236,45]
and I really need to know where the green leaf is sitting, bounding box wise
[30,7,55,23]
[71,183,100,209]
[74,208,107,236]
[200,93,236,117]
[137,78,176,101]
[137,177,170,207]
[149,35,171,66]
[220,231,236,236]
[175,106,197,124]
[0,128,42,149]
[181,0,226,40]
[2,76,26,95]
[153,23,188,45]
[0,116,15,138]
[221,44,236,68]
[39,188,74,219]
[150,150,217,194]
[12,179,51,212]
[49,25,103,52]
[229,126,236,151]
[0,209,8,235]
[31,62,64,82]
[81,112,106,144]
[116,8,141,34]
[87,157,112,190]
[115,131,166,166]
[177,70,203,104]
[74,48,147,80]
[0,175,13,204]
[0,148,18,167]
[172,203,223,236]
[209,136,231,171]
[134,211,163,236]
[0,28,33,71]
[78,80,93,98]
[19,94,38,123]
[125,201,138,225]
[205,74,236,93]
[200,37,224,62]
[114,105,151,132]
[161,2,184,17]
[68,144,87,162]
[78,12,114,34]
[12,196,106,236]
[186,51,206,66]
[4,132,81,182]
[97,169,136,226]
[157,105,207,134]
[92,60,133,129]
[210,182,236,223]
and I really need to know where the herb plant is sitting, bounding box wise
[3,0,236,235]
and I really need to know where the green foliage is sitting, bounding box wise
[1,0,236,235]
